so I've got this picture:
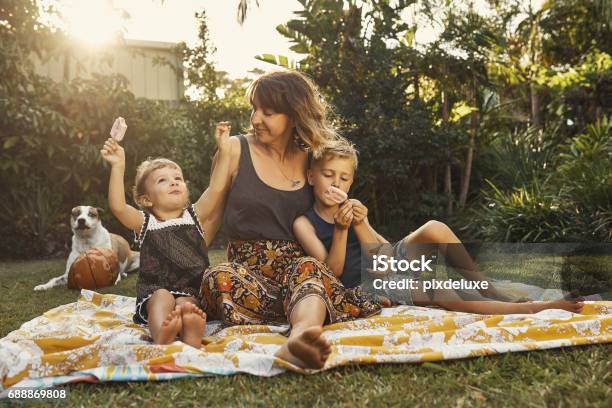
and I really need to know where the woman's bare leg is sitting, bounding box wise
[146,289,182,344]
[274,295,332,369]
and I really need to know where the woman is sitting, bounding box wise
[200,71,381,369]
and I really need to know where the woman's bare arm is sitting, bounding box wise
[196,135,241,247]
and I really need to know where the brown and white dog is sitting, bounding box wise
[34,206,140,291]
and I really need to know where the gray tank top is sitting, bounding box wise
[223,134,314,241]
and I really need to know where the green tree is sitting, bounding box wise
[0,4,250,258]
[263,0,447,236]
[237,0,261,24]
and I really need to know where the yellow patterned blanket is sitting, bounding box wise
[1,290,611,392]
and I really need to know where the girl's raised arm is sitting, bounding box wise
[101,138,144,232]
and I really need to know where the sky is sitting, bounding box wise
[51,0,529,78]
[54,0,304,78]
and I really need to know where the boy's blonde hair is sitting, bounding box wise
[311,137,359,170]
[246,70,340,158]
[132,158,182,206]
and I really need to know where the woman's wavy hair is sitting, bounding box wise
[246,70,340,158]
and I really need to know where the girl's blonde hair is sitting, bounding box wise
[246,70,339,158]
[132,158,182,206]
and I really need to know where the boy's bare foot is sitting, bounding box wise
[275,326,332,369]
[156,306,182,344]
[531,299,584,313]
[180,303,206,349]
[378,295,393,307]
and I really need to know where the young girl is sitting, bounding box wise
[293,138,585,315]
[100,122,231,348]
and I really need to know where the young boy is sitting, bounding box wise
[292,139,383,290]
[293,138,584,315]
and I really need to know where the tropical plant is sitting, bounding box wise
[469,117,611,242]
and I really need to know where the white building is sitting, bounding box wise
[34,39,184,101]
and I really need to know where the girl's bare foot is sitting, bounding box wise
[180,303,206,349]
[156,306,182,344]
[531,299,584,313]
[275,326,332,369]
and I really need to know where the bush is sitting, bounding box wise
[468,117,611,242]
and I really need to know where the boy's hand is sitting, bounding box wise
[215,121,231,153]
[334,200,354,230]
[350,199,368,225]
[101,138,125,168]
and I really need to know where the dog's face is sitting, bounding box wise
[70,206,103,235]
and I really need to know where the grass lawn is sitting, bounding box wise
[1,252,611,407]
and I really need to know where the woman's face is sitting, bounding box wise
[250,97,294,145]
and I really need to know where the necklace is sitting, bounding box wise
[270,149,301,188]
[275,159,301,188]
[255,138,302,188]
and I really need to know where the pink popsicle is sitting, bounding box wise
[327,186,348,203]
[110,117,127,142]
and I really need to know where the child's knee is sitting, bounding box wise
[150,288,174,302]
[146,289,176,314]
[424,220,449,235]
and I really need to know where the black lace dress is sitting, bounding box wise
[133,205,209,324]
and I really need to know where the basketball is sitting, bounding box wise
[67,247,120,289]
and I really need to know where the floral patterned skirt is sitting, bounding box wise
[200,240,381,326]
